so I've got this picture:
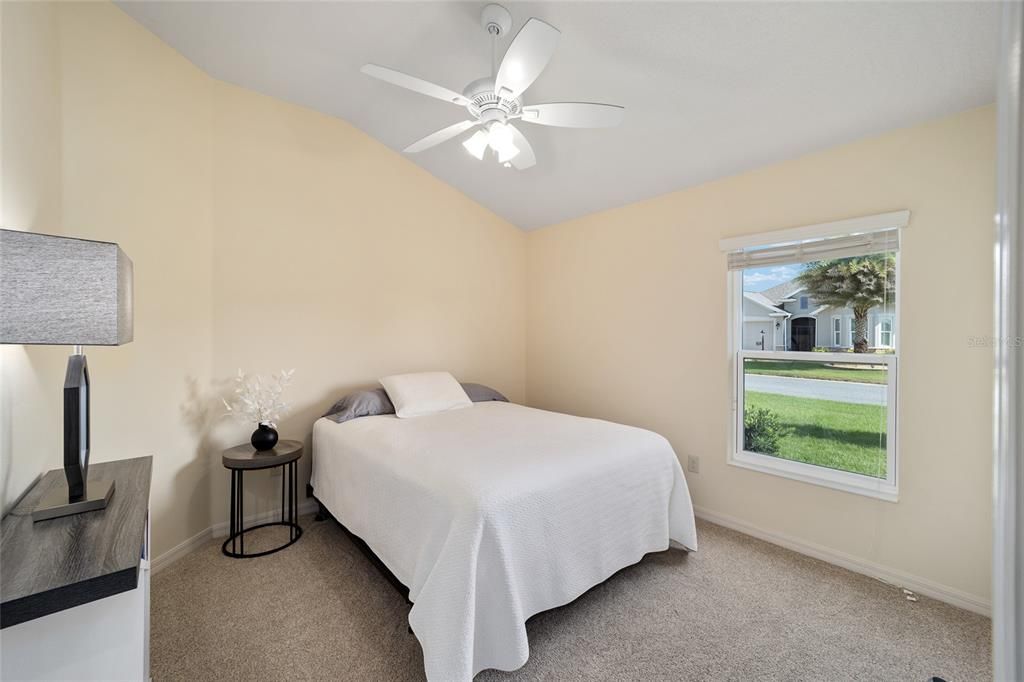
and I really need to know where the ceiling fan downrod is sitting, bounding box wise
[482,3,511,76]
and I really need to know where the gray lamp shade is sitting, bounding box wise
[0,229,133,346]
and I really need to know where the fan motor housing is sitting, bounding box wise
[463,77,522,122]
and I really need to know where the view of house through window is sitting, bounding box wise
[731,227,899,498]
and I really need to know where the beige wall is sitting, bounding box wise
[0,0,68,514]
[1,1,217,550]
[0,2,526,557]
[526,106,995,606]
[54,2,217,554]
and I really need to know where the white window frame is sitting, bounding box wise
[831,316,842,346]
[846,315,854,347]
[723,211,905,502]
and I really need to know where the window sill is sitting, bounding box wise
[729,450,899,503]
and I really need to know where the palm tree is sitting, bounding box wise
[795,255,895,352]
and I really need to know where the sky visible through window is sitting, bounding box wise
[742,264,805,292]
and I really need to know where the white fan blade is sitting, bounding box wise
[403,120,478,153]
[520,102,625,128]
[506,124,536,170]
[494,18,560,100]
[361,64,470,106]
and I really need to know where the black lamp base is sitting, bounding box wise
[32,478,115,522]
[31,349,114,523]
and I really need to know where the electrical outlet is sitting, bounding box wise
[687,455,700,474]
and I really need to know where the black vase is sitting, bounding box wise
[251,423,279,452]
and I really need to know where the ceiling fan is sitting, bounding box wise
[360,4,624,170]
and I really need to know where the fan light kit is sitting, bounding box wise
[360,4,624,170]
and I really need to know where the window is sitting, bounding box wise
[799,295,809,309]
[722,211,905,501]
[878,316,894,348]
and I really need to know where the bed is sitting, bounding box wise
[310,400,697,681]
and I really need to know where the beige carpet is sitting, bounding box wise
[152,515,991,681]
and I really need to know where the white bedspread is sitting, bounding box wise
[311,402,697,681]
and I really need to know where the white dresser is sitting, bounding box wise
[1,457,152,680]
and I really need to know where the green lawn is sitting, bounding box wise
[745,391,887,478]
[744,360,887,385]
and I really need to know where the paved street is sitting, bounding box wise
[745,374,887,405]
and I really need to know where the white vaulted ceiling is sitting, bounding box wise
[117,1,999,230]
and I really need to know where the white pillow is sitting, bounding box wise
[379,371,472,419]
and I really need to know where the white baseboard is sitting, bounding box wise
[151,500,318,575]
[693,505,991,617]
[151,526,212,575]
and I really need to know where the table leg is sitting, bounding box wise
[284,462,289,541]
[288,461,295,541]
[238,470,244,556]
[230,469,237,555]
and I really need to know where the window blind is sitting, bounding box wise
[726,228,900,271]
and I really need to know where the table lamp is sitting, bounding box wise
[0,229,133,521]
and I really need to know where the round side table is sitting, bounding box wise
[221,439,303,558]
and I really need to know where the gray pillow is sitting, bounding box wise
[460,382,508,403]
[323,383,508,424]
[322,388,394,423]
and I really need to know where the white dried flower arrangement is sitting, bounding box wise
[222,368,295,426]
